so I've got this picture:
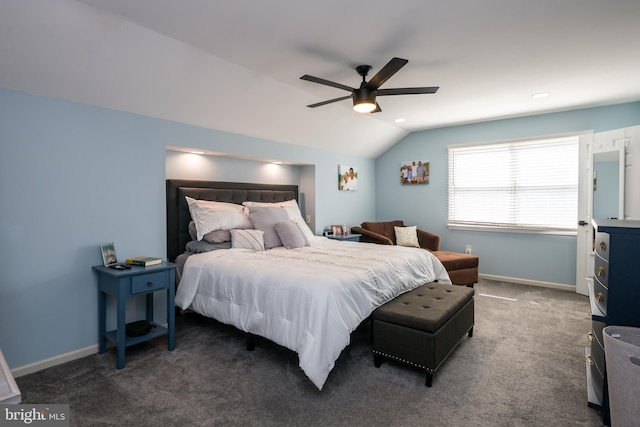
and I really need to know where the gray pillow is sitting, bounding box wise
[247,206,291,249]
[275,221,309,249]
[188,221,232,243]
[186,240,232,253]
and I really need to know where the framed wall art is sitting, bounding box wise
[338,165,358,190]
[400,160,429,185]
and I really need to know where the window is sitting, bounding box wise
[447,135,579,233]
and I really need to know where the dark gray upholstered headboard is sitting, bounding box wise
[166,180,298,261]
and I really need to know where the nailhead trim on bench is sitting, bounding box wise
[372,349,435,374]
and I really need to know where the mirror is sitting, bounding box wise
[592,151,622,219]
[590,136,625,222]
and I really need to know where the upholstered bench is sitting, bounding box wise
[372,282,474,387]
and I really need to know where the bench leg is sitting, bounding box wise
[425,372,433,387]
[468,327,474,338]
[374,354,382,368]
[246,333,255,351]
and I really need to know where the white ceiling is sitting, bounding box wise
[1,0,640,158]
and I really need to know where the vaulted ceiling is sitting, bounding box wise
[2,0,640,158]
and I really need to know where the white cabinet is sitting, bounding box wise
[0,349,21,404]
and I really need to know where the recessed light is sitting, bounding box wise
[190,151,205,154]
[531,92,550,99]
[394,118,407,123]
[271,161,283,164]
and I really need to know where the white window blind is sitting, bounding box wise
[447,136,579,232]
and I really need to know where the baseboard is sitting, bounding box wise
[11,345,99,378]
[11,322,171,378]
[479,273,576,292]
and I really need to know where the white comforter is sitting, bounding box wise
[175,236,451,390]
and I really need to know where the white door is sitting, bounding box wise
[575,133,593,296]
[575,126,639,295]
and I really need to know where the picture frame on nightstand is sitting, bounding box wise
[331,225,343,235]
[100,242,118,267]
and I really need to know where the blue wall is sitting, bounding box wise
[376,102,640,285]
[0,87,374,370]
[2,84,639,373]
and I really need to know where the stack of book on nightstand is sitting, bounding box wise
[125,256,162,267]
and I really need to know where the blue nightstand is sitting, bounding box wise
[93,262,176,369]
[326,233,361,242]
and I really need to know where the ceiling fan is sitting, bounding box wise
[300,57,439,113]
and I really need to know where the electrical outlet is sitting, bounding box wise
[465,245,472,254]
[305,214,311,224]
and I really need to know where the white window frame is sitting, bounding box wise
[447,134,580,235]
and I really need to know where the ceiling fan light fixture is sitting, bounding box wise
[352,88,376,113]
[353,101,376,113]
[301,57,438,112]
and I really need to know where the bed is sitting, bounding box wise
[166,179,451,390]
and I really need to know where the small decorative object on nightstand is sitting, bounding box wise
[327,233,361,242]
[93,261,177,369]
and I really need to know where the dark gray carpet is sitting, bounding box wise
[16,280,604,426]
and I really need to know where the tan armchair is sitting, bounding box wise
[351,220,478,287]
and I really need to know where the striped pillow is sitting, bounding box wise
[230,229,265,251]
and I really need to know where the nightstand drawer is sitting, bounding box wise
[131,271,168,294]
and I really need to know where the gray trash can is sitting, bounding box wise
[603,326,640,427]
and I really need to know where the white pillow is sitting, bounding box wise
[242,199,299,208]
[395,226,420,248]
[231,229,265,251]
[185,196,252,241]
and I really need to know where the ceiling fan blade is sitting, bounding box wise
[300,75,355,92]
[364,57,408,90]
[306,95,352,108]
[377,87,439,96]
[372,103,382,113]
